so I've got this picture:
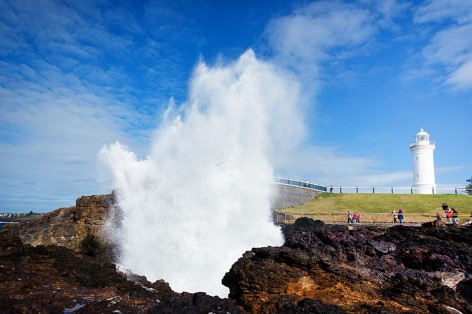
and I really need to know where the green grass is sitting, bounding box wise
[278,193,472,215]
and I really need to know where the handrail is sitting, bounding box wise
[274,177,327,192]
[326,186,471,195]
[273,178,471,195]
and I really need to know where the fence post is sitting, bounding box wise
[455,188,458,195]
[356,186,358,194]
[391,187,393,194]
[373,187,375,194]
[340,187,343,193]
[411,187,413,194]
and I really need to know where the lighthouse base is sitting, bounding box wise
[411,185,436,194]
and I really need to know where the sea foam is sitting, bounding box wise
[100,50,302,297]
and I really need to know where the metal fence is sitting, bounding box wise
[274,177,327,192]
[273,177,471,195]
[327,186,472,195]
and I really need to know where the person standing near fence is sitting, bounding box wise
[392,209,397,224]
[442,203,448,212]
[398,209,404,224]
[452,208,459,225]
[347,211,353,224]
[445,208,453,224]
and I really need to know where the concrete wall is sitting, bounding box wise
[271,183,323,210]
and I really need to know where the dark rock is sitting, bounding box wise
[223,218,472,313]
[457,277,472,302]
[276,298,347,314]
[422,219,448,228]
[294,217,325,229]
[368,239,396,255]
[0,231,176,313]
[0,194,246,313]
[4,202,472,314]
[149,292,242,314]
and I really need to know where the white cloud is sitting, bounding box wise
[271,3,374,57]
[264,1,415,187]
[422,24,472,65]
[415,1,472,90]
[446,60,472,90]
[0,67,144,211]
[0,0,194,212]
[414,0,472,24]
[265,0,377,80]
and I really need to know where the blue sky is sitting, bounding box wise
[1,0,471,213]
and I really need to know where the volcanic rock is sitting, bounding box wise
[0,231,242,313]
[3,198,472,313]
[223,218,472,313]
[1,194,244,313]
[0,230,175,313]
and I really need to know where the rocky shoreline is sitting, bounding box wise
[1,195,471,313]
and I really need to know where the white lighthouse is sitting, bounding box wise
[410,128,436,194]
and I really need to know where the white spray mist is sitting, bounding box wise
[100,50,302,297]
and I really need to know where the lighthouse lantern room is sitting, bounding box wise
[410,128,436,194]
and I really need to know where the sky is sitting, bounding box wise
[1,0,471,213]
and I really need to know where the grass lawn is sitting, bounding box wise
[277,193,472,224]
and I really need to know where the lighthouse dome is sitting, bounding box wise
[415,128,430,142]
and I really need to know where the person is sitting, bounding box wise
[445,208,453,224]
[442,203,449,212]
[451,208,459,225]
[330,185,334,193]
[436,212,442,221]
[392,209,398,224]
[347,211,353,224]
[398,208,404,224]
[353,212,361,223]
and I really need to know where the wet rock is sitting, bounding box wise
[149,292,242,314]
[0,231,175,313]
[4,202,472,313]
[276,298,347,314]
[223,218,472,314]
[368,239,396,255]
[1,193,250,313]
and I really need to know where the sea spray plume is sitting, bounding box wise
[100,50,302,297]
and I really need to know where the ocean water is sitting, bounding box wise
[100,50,303,297]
